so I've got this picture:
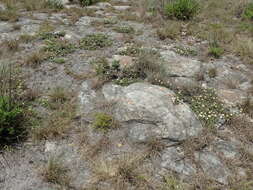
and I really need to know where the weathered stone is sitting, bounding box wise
[113,6,131,11]
[195,151,230,184]
[113,55,134,68]
[102,83,203,142]
[45,141,57,152]
[213,139,239,159]
[217,89,248,106]
[79,81,97,115]
[161,147,196,176]
[161,50,202,77]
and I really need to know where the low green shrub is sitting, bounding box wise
[0,64,25,145]
[44,0,64,10]
[175,87,232,128]
[92,49,168,87]
[165,0,199,20]
[0,96,23,144]
[43,38,75,57]
[79,0,100,6]
[242,3,253,20]
[80,34,112,50]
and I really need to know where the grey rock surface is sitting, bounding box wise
[102,82,203,142]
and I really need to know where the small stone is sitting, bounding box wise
[113,55,134,68]
[113,6,131,11]
[45,141,56,152]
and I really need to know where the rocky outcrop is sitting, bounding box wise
[102,82,203,142]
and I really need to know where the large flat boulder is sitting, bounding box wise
[102,82,203,142]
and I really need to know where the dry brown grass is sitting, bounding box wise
[181,129,215,160]
[240,96,253,118]
[228,115,253,143]
[80,135,111,159]
[233,37,253,64]
[31,100,76,141]
[1,39,20,52]
[88,153,155,190]
[156,21,181,40]
[141,137,167,158]
[40,156,71,187]
[0,8,19,22]
[48,86,73,110]
[24,50,49,68]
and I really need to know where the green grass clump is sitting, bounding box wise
[0,96,23,144]
[165,0,199,20]
[0,64,25,145]
[92,112,118,132]
[242,3,253,20]
[208,42,224,58]
[208,46,224,58]
[79,0,100,6]
[80,34,112,50]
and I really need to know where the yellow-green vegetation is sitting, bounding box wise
[41,156,70,187]
[80,33,113,50]
[208,68,217,78]
[162,175,185,190]
[92,112,118,132]
[52,57,65,64]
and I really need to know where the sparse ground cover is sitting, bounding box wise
[0,0,253,190]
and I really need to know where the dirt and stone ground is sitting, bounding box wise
[0,0,253,190]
